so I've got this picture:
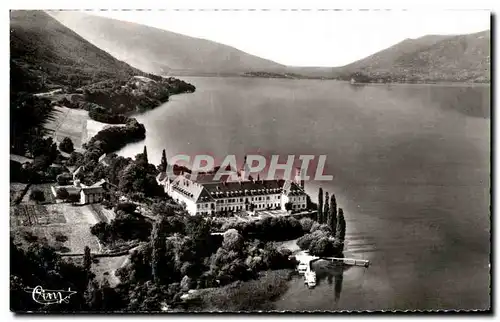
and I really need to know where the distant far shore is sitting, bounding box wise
[346,81,491,87]
[164,72,490,86]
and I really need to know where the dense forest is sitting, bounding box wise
[81,76,195,116]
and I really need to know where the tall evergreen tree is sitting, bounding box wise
[151,218,166,285]
[143,145,149,164]
[329,193,338,236]
[317,188,323,223]
[336,208,346,243]
[83,246,92,273]
[323,192,330,225]
[83,245,93,284]
[158,149,168,172]
[85,280,103,310]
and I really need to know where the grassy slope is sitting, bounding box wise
[10,10,140,91]
[49,11,285,75]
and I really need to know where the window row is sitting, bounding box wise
[217,203,281,212]
[216,195,281,204]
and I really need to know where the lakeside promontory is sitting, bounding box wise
[10,10,195,158]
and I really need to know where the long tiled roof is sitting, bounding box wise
[282,181,307,196]
[163,170,306,203]
[170,175,207,202]
[158,170,240,187]
[198,182,283,202]
[184,173,218,183]
[57,185,82,196]
[81,186,105,194]
[203,179,283,197]
[197,188,215,203]
[184,172,239,183]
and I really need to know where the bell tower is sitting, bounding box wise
[240,155,250,181]
[295,167,305,188]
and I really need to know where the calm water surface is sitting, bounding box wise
[118,77,490,311]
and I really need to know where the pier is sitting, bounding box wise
[326,257,370,268]
[292,252,370,269]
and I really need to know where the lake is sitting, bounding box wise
[118,77,490,311]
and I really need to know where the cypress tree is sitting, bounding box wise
[159,149,168,172]
[83,246,92,273]
[151,219,166,285]
[336,208,346,243]
[143,146,149,164]
[323,192,330,226]
[329,194,338,237]
[85,280,103,310]
[317,188,323,223]
[83,245,92,283]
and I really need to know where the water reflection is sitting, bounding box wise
[348,83,368,92]
[311,260,350,303]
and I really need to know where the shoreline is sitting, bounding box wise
[66,85,194,154]
[170,74,490,86]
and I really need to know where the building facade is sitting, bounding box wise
[52,178,106,205]
[156,167,308,216]
[80,186,105,204]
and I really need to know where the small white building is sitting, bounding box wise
[52,178,106,205]
[80,186,105,204]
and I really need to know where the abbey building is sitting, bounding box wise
[156,163,308,216]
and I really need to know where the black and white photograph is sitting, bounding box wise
[8,7,491,313]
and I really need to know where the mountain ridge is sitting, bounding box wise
[48,10,287,75]
[337,30,490,83]
[47,11,490,83]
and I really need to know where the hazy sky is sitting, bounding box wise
[91,10,490,67]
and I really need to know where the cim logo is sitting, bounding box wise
[24,286,77,305]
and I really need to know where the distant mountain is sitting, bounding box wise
[338,30,490,83]
[46,11,490,83]
[48,11,287,76]
[341,35,452,72]
[10,10,143,92]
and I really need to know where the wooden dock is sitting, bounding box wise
[293,253,370,268]
[327,257,370,267]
